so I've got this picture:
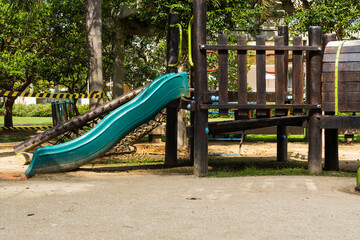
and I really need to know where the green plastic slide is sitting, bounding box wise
[26,72,188,177]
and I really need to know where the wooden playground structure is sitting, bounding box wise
[164,0,360,176]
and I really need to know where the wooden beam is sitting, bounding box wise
[202,45,320,51]
[320,115,360,129]
[208,116,307,134]
[200,103,319,110]
[190,89,277,102]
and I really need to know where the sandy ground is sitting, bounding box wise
[1,140,360,178]
[1,141,360,239]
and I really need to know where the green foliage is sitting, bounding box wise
[0,1,96,126]
[0,1,52,92]
[40,0,88,94]
[124,36,167,88]
[286,0,360,39]
[207,47,252,91]
[117,1,263,89]
[7,103,89,117]
[11,104,52,117]
[121,0,264,39]
[77,104,90,115]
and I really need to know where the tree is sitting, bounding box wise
[114,0,266,90]
[121,0,264,39]
[124,36,167,88]
[0,1,99,126]
[286,0,360,40]
[42,0,89,115]
[102,1,153,98]
[0,1,51,127]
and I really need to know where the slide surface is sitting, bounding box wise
[26,72,188,177]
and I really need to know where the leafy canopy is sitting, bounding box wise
[121,0,265,39]
[0,1,52,92]
[286,0,360,39]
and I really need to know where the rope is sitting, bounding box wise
[206,50,219,72]
[334,41,345,115]
[168,23,182,67]
[188,17,218,72]
[188,17,194,67]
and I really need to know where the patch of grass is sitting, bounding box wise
[208,165,355,178]
[208,166,308,177]
[209,117,235,122]
[91,155,356,178]
[0,117,52,125]
[244,134,306,142]
[0,136,29,142]
[94,156,164,165]
[338,134,360,143]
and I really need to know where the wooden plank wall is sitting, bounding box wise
[210,27,311,115]
[322,40,360,112]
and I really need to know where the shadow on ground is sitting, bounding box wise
[76,155,360,176]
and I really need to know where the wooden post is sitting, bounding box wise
[277,125,287,161]
[165,12,179,166]
[275,36,285,106]
[324,128,339,170]
[275,36,287,161]
[256,35,267,118]
[323,33,339,170]
[218,34,229,116]
[193,0,208,176]
[307,26,323,174]
[237,35,249,119]
[292,36,304,114]
[278,25,289,94]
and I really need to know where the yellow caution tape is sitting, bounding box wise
[0,90,103,99]
[0,126,52,130]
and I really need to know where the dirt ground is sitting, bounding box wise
[1,140,360,239]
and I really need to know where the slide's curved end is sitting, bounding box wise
[26,72,188,177]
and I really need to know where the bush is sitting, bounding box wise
[12,104,53,117]
[9,103,90,117]
[77,104,89,115]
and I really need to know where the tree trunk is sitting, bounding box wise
[4,96,16,127]
[112,30,125,98]
[85,0,103,110]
